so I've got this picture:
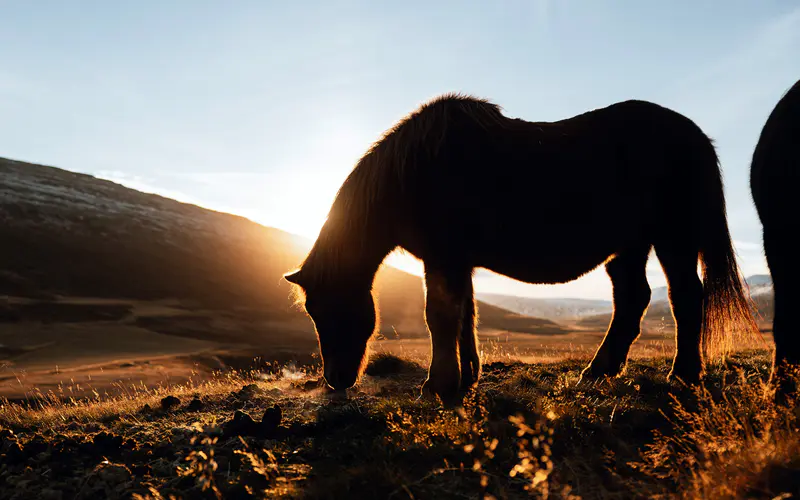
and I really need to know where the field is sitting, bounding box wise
[1,347,798,500]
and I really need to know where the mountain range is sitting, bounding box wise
[478,272,773,325]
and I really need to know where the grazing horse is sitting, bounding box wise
[750,78,800,401]
[285,93,758,404]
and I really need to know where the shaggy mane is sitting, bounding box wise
[294,93,507,289]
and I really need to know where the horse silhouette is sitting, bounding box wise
[751,78,800,401]
[285,93,758,404]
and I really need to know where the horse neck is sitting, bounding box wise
[306,218,396,289]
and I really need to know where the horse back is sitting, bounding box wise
[397,98,717,277]
[751,79,800,223]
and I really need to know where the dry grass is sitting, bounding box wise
[0,350,798,499]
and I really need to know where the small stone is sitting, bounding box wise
[187,397,204,411]
[222,410,259,437]
[94,461,133,485]
[302,378,323,392]
[261,405,282,430]
[160,395,181,411]
[236,384,264,400]
[93,432,123,455]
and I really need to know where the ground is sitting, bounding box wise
[1,349,797,500]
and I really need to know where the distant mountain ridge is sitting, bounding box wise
[479,274,773,327]
[476,294,613,321]
[648,274,773,304]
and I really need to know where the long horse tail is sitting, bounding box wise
[698,146,761,360]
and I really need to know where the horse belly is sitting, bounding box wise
[468,188,630,284]
[473,233,617,285]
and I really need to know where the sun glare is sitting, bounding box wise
[384,249,425,276]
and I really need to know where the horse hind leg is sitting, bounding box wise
[764,228,800,401]
[581,245,652,381]
[458,278,481,391]
[421,265,471,405]
[654,242,704,383]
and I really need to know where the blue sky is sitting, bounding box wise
[2,1,799,299]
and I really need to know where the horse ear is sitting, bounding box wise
[283,269,305,286]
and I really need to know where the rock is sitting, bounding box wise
[187,397,204,411]
[221,407,286,438]
[93,432,123,455]
[223,410,260,437]
[261,405,282,430]
[236,384,264,400]
[160,395,181,411]
[96,462,132,484]
[83,462,133,497]
[302,378,323,392]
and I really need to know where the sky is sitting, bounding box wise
[1,1,799,300]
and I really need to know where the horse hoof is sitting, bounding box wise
[666,369,702,385]
[421,378,461,407]
[578,363,622,383]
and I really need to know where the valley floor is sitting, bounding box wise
[1,350,798,499]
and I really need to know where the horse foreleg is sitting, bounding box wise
[422,267,469,405]
[581,246,651,381]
